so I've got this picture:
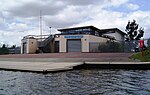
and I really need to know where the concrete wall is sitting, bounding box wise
[115,32,124,41]
[21,38,27,54]
[104,33,115,39]
[103,32,124,41]
[81,35,107,52]
[27,38,38,54]
[89,35,107,43]
[88,35,108,52]
[81,35,89,52]
[55,35,107,53]
[26,38,38,54]
[55,35,67,52]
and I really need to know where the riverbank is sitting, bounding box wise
[131,47,150,62]
[0,53,149,73]
[0,59,149,73]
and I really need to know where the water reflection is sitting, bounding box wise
[0,69,150,95]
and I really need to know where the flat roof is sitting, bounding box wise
[100,28,126,35]
[58,26,126,35]
[58,26,101,32]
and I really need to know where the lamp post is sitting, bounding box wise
[40,10,42,42]
[49,27,51,35]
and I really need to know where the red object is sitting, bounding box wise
[139,40,144,58]
[139,40,144,48]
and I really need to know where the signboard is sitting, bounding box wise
[139,40,144,48]
[64,35,83,39]
[139,39,144,58]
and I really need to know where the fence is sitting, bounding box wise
[89,38,150,53]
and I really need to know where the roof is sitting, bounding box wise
[58,26,126,35]
[100,28,126,35]
[58,26,101,32]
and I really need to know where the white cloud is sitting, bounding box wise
[74,9,150,39]
[126,3,139,10]
[103,0,129,7]
[45,5,91,28]
[0,30,24,46]
[73,10,126,29]
[126,11,150,38]
[8,23,28,32]
[0,0,150,46]
[111,0,129,6]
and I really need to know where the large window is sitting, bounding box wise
[61,28,94,35]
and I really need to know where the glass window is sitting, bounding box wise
[60,28,95,35]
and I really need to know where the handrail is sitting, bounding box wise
[38,35,54,47]
[23,35,50,39]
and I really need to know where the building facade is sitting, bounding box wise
[21,26,126,54]
[54,35,108,52]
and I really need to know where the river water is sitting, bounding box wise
[0,69,150,95]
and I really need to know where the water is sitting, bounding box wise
[0,69,150,95]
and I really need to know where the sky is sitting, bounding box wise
[0,0,150,46]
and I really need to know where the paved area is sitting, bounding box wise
[0,61,83,72]
[0,53,133,58]
[0,60,149,73]
[0,53,147,73]
[0,53,135,62]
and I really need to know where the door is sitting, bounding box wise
[67,39,81,52]
[55,41,59,53]
[23,42,27,54]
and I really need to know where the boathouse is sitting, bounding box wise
[21,26,126,54]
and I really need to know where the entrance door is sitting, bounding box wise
[23,42,27,54]
[55,41,59,53]
[67,39,81,52]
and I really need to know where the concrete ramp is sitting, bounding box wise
[0,61,83,73]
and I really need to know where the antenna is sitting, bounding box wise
[40,10,42,41]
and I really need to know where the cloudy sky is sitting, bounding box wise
[0,0,150,46]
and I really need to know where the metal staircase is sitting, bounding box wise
[38,35,54,53]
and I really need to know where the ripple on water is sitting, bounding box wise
[0,69,150,95]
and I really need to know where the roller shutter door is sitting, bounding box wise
[67,39,81,52]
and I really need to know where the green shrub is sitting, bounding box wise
[131,47,150,62]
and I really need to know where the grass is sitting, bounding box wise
[131,47,150,62]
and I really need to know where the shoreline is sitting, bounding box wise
[0,60,149,73]
[0,53,149,73]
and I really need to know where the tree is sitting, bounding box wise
[125,20,144,41]
[0,44,9,54]
[125,20,145,52]
[11,45,16,49]
[2,44,6,48]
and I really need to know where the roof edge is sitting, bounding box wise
[58,25,99,31]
